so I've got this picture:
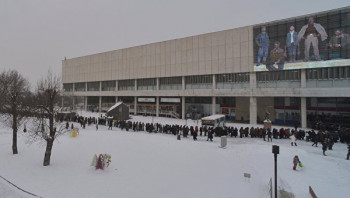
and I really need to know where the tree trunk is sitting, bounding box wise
[43,140,54,166]
[12,114,18,155]
[12,130,18,154]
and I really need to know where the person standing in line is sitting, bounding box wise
[346,144,350,160]
[267,129,272,142]
[193,128,198,141]
[322,139,328,156]
[291,133,297,146]
[262,128,266,141]
[108,120,113,130]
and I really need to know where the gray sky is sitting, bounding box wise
[1,0,349,87]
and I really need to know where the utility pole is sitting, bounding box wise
[272,145,279,198]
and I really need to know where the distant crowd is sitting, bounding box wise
[59,114,350,160]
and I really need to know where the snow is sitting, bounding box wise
[201,114,226,120]
[106,102,123,113]
[0,113,349,198]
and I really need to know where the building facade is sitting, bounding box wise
[62,6,350,128]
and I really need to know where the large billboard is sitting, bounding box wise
[253,7,350,71]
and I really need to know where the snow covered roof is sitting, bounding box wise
[201,114,226,120]
[107,102,123,113]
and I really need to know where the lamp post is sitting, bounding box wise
[272,145,279,198]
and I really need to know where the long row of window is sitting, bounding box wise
[63,67,350,92]
[257,70,301,82]
[306,67,350,80]
[217,73,249,83]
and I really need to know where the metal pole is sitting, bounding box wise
[274,153,277,198]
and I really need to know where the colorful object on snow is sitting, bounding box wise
[71,128,79,138]
[93,153,111,170]
[96,155,104,170]
[298,162,303,168]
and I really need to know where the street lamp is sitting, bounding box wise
[272,145,279,198]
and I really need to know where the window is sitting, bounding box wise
[101,81,116,91]
[216,73,249,83]
[137,78,156,90]
[63,83,73,92]
[74,82,86,91]
[159,77,182,90]
[257,70,300,81]
[185,75,213,89]
[118,80,135,91]
[87,82,100,91]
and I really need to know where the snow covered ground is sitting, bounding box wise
[0,113,349,198]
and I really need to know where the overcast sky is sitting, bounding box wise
[1,0,349,87]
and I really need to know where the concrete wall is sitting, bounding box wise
[235,97,250,121]
[257,97,275,122]
[62,26,254,83]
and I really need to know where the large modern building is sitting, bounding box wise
[62,6,350,128]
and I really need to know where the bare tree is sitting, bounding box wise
[0,71,9,112]
[0,70,30,154]
[30,71,68,166]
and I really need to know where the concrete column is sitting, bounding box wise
[99,96,102,113]
[85,82,87,92]
[212,96,216,115]
[182,76,185,90]
[135,79,138,90]
[99,81,102,92]
[72,96,76,108]
[156,78,159,91]
[115,80,118,91]
[84,96,88,111]
[115,96,118,103]
[134,96,137,115]
[301,69,306,88]
[250,72,256,89]
[249,97,257,125]
[156,96,159,117]
[212,74,216,90]
[301,97,307,128]
[182,96,185,119]
[72,83,75,93]
[61,96,64,108]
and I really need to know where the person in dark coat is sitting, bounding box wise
[207,129,213,141]
[233,128,238,138]
[239,127,244,138]
[312,133,319,147]
[262,129,267,141]
[328,137,334,150]
[347,144,350,160]
[108,120,113,130]
[267,129,272,142]
[322,139,328,156]
[193,129,197,141]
